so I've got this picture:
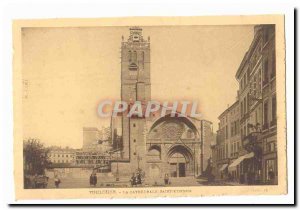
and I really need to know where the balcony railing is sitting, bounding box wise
[242,131,262,150]
[230,152,239,159]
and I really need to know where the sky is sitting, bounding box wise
[22,25,254,148]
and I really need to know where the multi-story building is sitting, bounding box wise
[213,100,241,180]
[83,127,101,148]
[201,120,214,173]
[74,150,111,172]
[212,24,277,185]
[213,125,226,179]
[260,25,277,184]
[48,147,76,165]
[235,24,277,184]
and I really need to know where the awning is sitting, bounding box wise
[219,164,228,172]
[228,152,254,171]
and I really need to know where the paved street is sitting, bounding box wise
[45,176,242,189]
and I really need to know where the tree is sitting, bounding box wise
[23,139,51,175]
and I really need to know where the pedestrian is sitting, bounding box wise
[164,173,169,185]
[93,173,97,186]
[135,174,140,186]
[228,173,233,182]
[268,169,275,185]
[130,173,135,187]
[89,173,93,187]
[54,175,61,188]
[137,172,142,185]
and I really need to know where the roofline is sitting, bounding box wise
[235,25,263,80]
[218,100,239,119]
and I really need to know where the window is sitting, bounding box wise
[266,159,276,181]
[133,123,136,127]
[264,29,269,44]
[141,51,145,68]
[128,51,132,62]
[133,139,136,143]
[247,93,250,109]
[141,51,144,62]
[263,59,269,85]
[243,98,246,115]
[267,142,276,152]
[271,95,277,126]
[66,155,68,157]
[241,101,244,117]
[271,50,276,78]
[133,51,137,62]
[263,100,269,129]
[241,128,244,138]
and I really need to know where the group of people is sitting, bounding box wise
[89,173,98,187]
[130,172,143,187]
[24,174,49,189]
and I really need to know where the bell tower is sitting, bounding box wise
[121,27,151,164]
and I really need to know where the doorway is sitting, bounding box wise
[169,153,187,177]
[178,163,186,177]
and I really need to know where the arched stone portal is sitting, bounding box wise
[146,115,201,179]
[167,145,194,177]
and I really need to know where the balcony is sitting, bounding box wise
[230,152,239,159]
[242,132,262,151]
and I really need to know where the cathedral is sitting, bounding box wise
[110,27,213,183]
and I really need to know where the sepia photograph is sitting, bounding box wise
[12,15,287,200]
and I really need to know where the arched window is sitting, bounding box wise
[141,51,144,62]
[128,50,132,62]
[141,51,145,68]
[148,145,161,160]
[133,51,137,62]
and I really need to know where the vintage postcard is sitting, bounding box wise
[13,15,287,200]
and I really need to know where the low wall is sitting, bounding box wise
[45,168,94,179]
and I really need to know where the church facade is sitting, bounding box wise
[111,27,213,183]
